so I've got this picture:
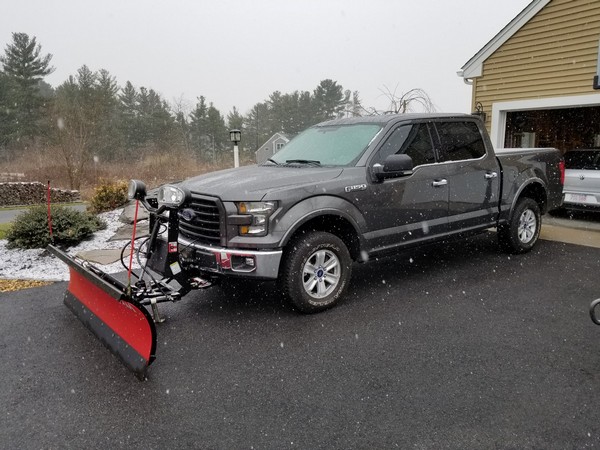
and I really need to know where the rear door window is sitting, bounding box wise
[435,121,486,162]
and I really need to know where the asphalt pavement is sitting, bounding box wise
[2,234,600,448]
[0,203,87,223]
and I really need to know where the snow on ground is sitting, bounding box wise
[0,208,138,281]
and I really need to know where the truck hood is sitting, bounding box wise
[179,165,344,200]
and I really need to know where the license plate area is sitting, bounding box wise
[565,193,597,204]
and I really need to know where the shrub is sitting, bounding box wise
[6,205,106,249]
[88,179,129,213]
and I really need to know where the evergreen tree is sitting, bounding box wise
[206,102,227,159]
[0,32,54,144]
[226,106,243,131]
[189,96,210,161]
[313,79,348,122]
[94,69,121,160]
[243,102,271,152]
[0,73,19,156]
[118,81,141,152]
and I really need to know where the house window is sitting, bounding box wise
[275,143,285,151]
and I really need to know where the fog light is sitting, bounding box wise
[231,254,256,272]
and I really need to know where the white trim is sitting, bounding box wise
[460,0,550,79]
[490,93,600,148]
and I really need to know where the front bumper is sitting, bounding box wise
[178,236,283,280]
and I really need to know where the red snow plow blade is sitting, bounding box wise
[48,245,156,379]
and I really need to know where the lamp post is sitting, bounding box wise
[93,155,99,183]
[230,129,241,168]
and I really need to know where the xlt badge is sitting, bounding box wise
[344,184,367,193]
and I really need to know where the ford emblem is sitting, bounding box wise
[179,208,196,221]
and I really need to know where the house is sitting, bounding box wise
[458,0,600,152]
[255,133,289,164]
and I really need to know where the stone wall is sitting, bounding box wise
[0,182,80,206]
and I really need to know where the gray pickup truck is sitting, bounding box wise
[147,113,563,313]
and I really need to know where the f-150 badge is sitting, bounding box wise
[345,184,367,193]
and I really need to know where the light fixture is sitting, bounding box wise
[229,129,241,144]
[472,102,487,122]
[230,129,242,168]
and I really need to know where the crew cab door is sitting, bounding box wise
[432,120,501,233]
[363,121,449,252]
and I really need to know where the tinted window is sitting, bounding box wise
[376,123,435,167]
[564,150,600,170]
[436,121,486,162]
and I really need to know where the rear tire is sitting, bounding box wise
[280,231,352,313]
[498,197,541,254]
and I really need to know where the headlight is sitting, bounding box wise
[157,185,189,208]
[236,201,277,236]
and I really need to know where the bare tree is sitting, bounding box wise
[378,85,436,114]
[171,95,192,153]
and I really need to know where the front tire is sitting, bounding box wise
[280,231,352,313]
[498,197,541,254]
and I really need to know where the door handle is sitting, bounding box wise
[485,172,498,179]
[431,179,448,187]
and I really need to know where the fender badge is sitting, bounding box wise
[344,184,367,193]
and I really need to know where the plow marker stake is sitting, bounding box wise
[48,245,156,379]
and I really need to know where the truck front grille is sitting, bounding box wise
[177,195,222,245]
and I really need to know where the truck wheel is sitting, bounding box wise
[280,231,352,313]
[498,197,541,254]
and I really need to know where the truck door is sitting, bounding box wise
[363,121,449,253]
[433,120,501,233]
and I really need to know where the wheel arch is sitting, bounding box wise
[510,179,548,218]
[274,196,366,263]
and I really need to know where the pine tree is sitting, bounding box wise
[0,33,54,142]
[313,79,348,122]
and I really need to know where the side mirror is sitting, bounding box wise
[373,154,414,181]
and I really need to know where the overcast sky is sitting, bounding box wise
[2,0,532,117]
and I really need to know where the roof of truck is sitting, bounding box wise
[317,113,476,127]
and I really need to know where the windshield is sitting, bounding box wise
[269,124,382,167]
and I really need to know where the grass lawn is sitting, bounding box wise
[0,223,10,240]
[0,201,86,211]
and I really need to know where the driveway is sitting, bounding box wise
[2,235,600,448]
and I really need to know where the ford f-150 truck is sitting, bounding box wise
[143,113,564,313]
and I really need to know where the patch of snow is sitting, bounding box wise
[0,208,139,281]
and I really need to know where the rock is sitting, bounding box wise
[0,182,80,206]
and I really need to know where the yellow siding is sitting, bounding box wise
[474,0,600,128]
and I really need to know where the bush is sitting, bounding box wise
[88,180,129,214]
[6,205,106,249]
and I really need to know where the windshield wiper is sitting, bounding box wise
[264,158,280,166]
[285,159,321,166]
